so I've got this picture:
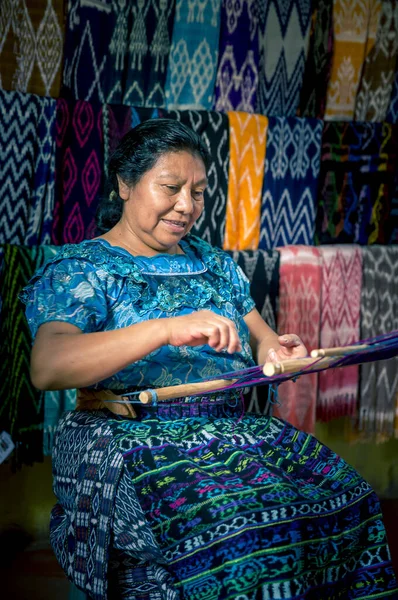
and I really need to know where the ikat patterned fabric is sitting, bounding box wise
[51,98,104,244]
[256,0,313,117]
[386,65,398,122]
[259,116,323,249]
[223,111,268,250]
[164,109,229,248]
[354,0,398,122]
[0,0,64,97]
[317,245,362,422]
[165,0,221,110]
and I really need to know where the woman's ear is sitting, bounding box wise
[116,175,130,201]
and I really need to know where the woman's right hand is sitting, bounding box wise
[165,310,242,354]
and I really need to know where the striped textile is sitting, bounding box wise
[213,0,260,113]
[273,246,322,434]
[256,0,313,116]
[259,116,323,249]
[298,0,334,118]
[0,0,63,97]
[51,98,104,244]
[317,245,362,422]
[164,0,221,110]
[325,0,382,120]
[354,0,398,122]
[316,121,398,245]
[164,109,229,248]
[0,244,57,466]
[359,246,398,440]
[223,112,268,250]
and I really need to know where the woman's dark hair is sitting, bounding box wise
[96,118,211,233]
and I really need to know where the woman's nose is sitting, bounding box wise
[174,191,194,213]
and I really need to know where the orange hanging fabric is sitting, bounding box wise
[223,112,268,250]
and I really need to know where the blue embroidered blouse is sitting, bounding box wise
[22,235,256,392]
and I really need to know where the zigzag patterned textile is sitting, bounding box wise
[316,121,398,244]
[259,116,323,249]
[62,0,176,107]
[354,0,398,122]
[0,0,63,97]
[213,0,260,113]
[324,0,381,120]
[273,246,321,433]
[51,98,104,244]
[359,246,398,439]
[223,111,268,250]
[164,109,229,248]
[0,89,41,244]
[164,0,221,110]
[0,244,57,467]
[386,65,398,122]
[298,0,334,118]
[226,249,280,414]
[256,0,312,117]
[25,96,57,245]
[317,245,362,422]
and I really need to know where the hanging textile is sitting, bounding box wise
[0,244,58,467]
[51,98,104,245]
[298,0,334,118]
[223,112,268,250]
[316,121,398,244]
[273,246,322,434]
[317,245,362,422]
[63,0,176,106]
[324,0,381,120]
[389,174,398,244]
[256,0,313,117]
[164,109,229,248]
[25,96,57,246]
[0,0,64,97]
[386,67,398,122]
[164,0,221,110]
[359,246,398,440]
[354,1,398,122]
[103,104,133,179]
[226,249,280,416]
[259,116,323,249]
[0,89,42,245]
[213,0,260,113]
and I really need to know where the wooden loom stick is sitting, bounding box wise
[262,356,335,377]
[310,343,370,358]
[139,378,239,404]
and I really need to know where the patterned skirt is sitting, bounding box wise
[50,402,398,600]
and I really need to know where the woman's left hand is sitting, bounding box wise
[266,334,307,364]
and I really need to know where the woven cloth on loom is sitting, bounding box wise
[298,0,334,118]
[164,0,221,110]
[317,245,362,422]
[223,112,268,250]
[259,116,323,249]
[354,0,398,122]
[0,0,63,97]
[256,1,312,117]
[359,246,398,440]
[62,0,176,106]
[316,121,398,245]
[324,0,381,120]
[0,244,58,467]
[387,66,398,122]
[51,98,104,245]
[273,246,321,434]
[213,0,260,113]
[164,109,229,249]
[226,249,280,415]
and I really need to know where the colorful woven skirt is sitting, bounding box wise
[50,403,398,599]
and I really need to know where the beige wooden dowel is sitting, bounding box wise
[263,356,334,377]
[310,344,369,358]
[139,378,239,404]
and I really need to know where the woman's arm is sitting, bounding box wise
[244,308,307,365]
[31,310,242,390]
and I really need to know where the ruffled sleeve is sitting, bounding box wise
[21,257,108,340]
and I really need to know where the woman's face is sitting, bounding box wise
[118,151,207,254]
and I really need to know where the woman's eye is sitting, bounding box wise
[166,185,178,193]
[192,190,204,199]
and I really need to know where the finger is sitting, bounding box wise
[266,348,279,363]
[228,324,242,354]
[278,334,302,347]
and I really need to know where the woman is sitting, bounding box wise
[23,119,397,599]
